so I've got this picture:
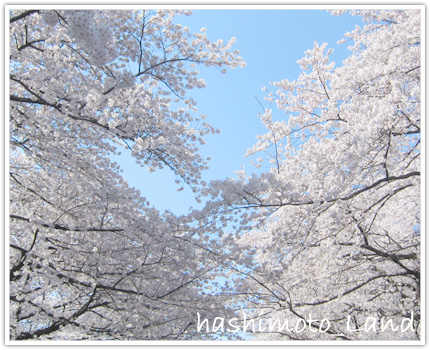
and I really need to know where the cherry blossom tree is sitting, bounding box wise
[193,9,421,340]
[9,9,244,340]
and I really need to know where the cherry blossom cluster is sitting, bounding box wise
[191,9,421,341]
[41,10,59,26]
[66,10,115,67]
[10,9,245,340]
[115,70,136,89]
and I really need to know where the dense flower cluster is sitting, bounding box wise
[66,10,116,66]
[9,8,421,342]
[9,9,244,340]
[115,70,136,89]
[192,9,421,341]
[41,10,58,26]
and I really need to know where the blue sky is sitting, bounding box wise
[113,9,364,215]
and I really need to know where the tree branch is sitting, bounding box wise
[10,10,40,24]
